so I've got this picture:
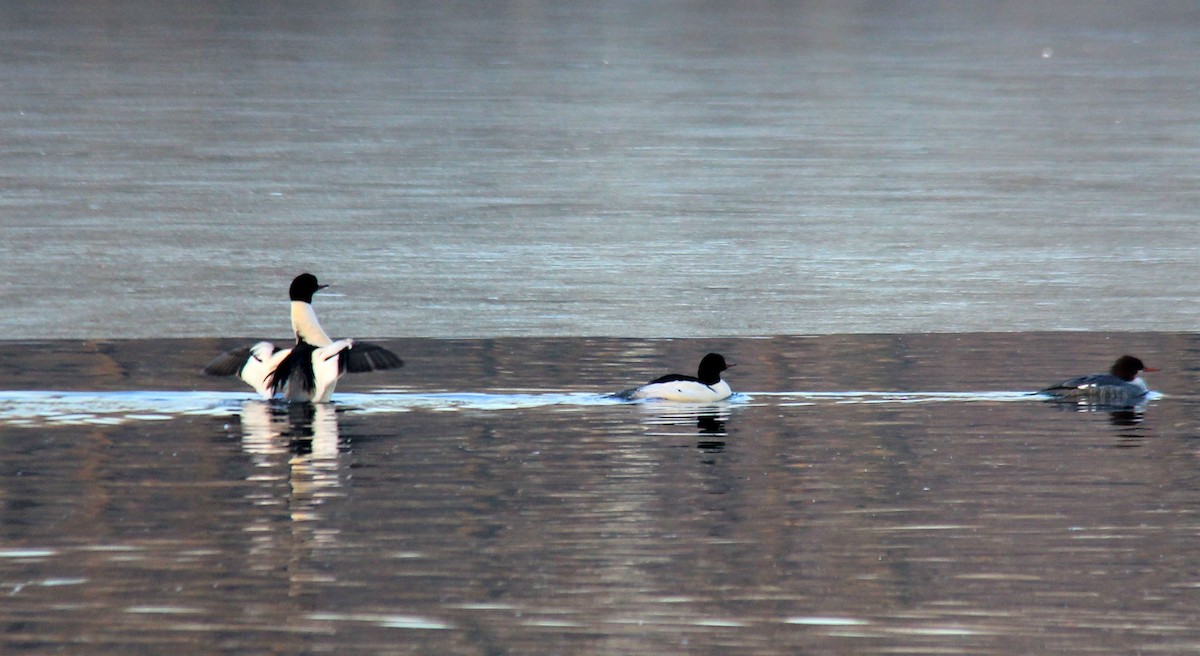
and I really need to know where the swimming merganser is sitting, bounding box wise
[621,353,734,402]
[204,273,403,402]
[1039,355,1157,406]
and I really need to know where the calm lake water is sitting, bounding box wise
[2,1,1200,337]
[3,333,1200,654]
[3,2,1200,654]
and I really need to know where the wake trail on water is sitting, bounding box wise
[0,389,1069,427]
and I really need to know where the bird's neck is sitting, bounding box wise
[698,373,722,385]
[291,301,333,347]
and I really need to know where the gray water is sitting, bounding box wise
[4,2,1200,654]
[2,1,1200,338]
[2,334,1200,655]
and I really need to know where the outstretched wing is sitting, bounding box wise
[335,341,405,374]
[203,346,254,377]
[205,342,287,399]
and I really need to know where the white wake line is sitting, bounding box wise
[749,391,1042,405]
[0,389,1147,427]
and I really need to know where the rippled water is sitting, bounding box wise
[2,2,1200,337]
[3,334,1200,654]
[3,2,1200,654]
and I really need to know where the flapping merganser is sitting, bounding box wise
[620,353,734,402]
[204,273,403,402]
[1039,355,1157,406]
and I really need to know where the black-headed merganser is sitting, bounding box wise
[204,273,403,402]
[1039,354,1157,405]
[621,353,734,402]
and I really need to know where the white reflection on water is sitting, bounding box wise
[0,549,59,559]
[753,390,1052,405]
[234,400,346,594]
[232,401,460,633]
[307,612,453,630]
[783,616,870,626]
[238,401,343,523]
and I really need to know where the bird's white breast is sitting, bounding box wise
[631,380,732,403]
[291,301,333,346]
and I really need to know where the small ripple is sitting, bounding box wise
[125,606,203,615]
[784,616,870,626]
[751,391,1039,405]
[0,548,58,558]
[691,618,747,627]
[307,612,452,630]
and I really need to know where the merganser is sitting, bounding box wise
[621,353,734,402]
[204,273,403,402]
[1039,355,1157,406]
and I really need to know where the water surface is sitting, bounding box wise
[3,3,1200,653]
[2,2,1199,338]
[3,334,1200,654]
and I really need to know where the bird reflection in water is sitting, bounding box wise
[1042,398,1151,446]
[636,402,732,453]
[1107,408,1144,427]
[1045,398,1148,424]
[1108,409,1151,447]
[238,400,344,521]
[636,402,741,522]
[695,413,728,454]
[236,400,346,591]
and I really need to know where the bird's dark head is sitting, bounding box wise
[697,353,733,384]
[1110,355,1155,381]
[289,273,328,303]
